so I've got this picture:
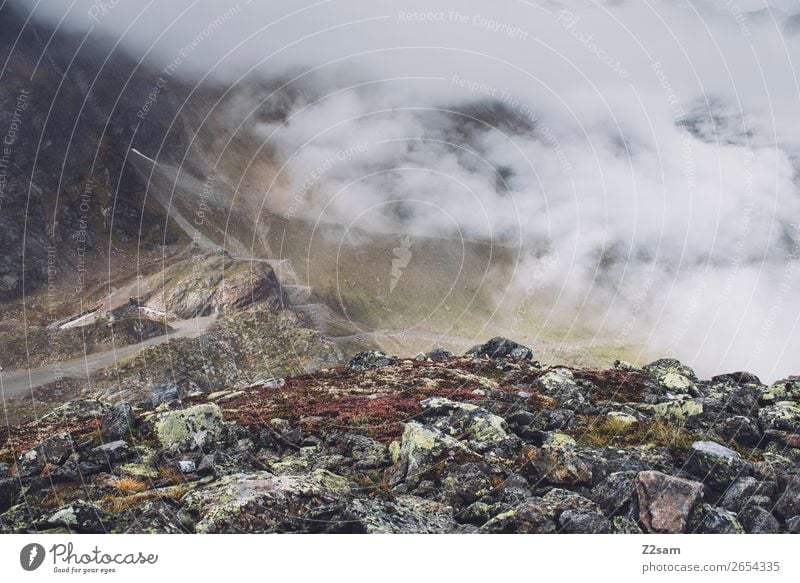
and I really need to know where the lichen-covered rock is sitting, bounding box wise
[439,461,495,506]
[16,432,75,478]
[420,397,512,452]
[635,470,703,533]
[0,478,20,513]
[558,508,612,533]
[151,381,180,407]
[591,470,637,515]
[737,503,781,534]
[415,348,454,362]
[388,422,478,488]
[713,415,762,447]
[122,500,189,534]
[101,402,134,441]
[348,495,458,533]
[773,475,800,521]
[348,351,398,371]
[520,444,591,486]
[643,358,697,381]
[759,401,800,432]
[711,371,762,386]
[41,500,114,533]
[466,336,532,361]
[689,504,744,533]
[718,477,777,512]
[480,498,556,533]
[650,399,703,420]
[658,373,695,394]
[181,469,351,533]
[155,403,223,452]
[685,441,750,491]
[42,399,109,422]
[533,369,586,407]
[758,379,800,405]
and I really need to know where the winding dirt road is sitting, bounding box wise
[0,317,214,398]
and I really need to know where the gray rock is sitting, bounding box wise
[759,401,800,432]
[737,504,780,534]
[611,516,643,533]
[466,336,532,360]
[521,444,592,486]
[711,371,762,386]
[591,471,637,515]
[713,415,762,447]
[718,477,776,512]
[774,475,800,521]
[480,498,557,533]
[786,516,800,534]
[151,381,180,407]
[643,358,697,381]
[533,369,586,407]
[181,469,351,533]
[349,495,458,533]
[686,440,750,491]
[0,478,20,513]
[154,403,223,453]
[101,403,134,441]
[689,504,744,533]
[347,351,398,371]
[388,422,479,489]
[420,397,512,452]
[558,509,612,533]
[635,470,704,533]
[43,399,109,422]
[41,500,114,533]
[17,432,75,478]
[415,348,454,362]
[178,460,196,473]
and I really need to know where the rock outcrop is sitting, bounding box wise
[1,341,798,534]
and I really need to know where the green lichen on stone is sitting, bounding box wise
[155,403,223,452]
[651,399,703,420]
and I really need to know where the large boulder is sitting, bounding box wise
[466,337,532,360]
[42,399,108,422]
[480,499,557,534]
[0,478,20,513]
[558,508,612,533]
[643,358,697,381]
[181,469,351,533]
[154,403,223,453]
[737,503,781,534]
[387,422,479,488]
[635,470,704,533]
[758,401,800,432]
[348,496,458,533]
[591,470,638,515]
[16,433,75,478]
[101,403,134,441]
[347,351,398,371]
[774,475,800,521]
[520,444,592,486]
[685,441,750,491]
[718,477,776,512]
[419,398,512,452]
[688,504,744,534]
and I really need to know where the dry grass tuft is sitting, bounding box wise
[115,477,148,494]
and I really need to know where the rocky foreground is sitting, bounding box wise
[1,337,799,534]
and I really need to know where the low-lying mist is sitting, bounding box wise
[13,0,800,381]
